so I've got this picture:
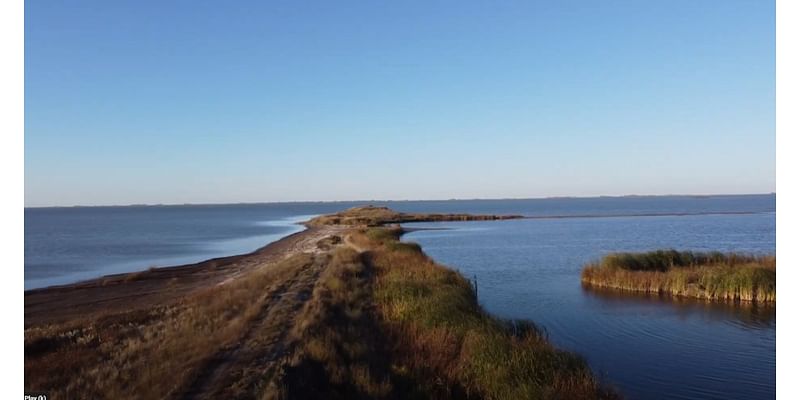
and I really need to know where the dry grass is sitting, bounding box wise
[24,254,314,399]
[352,227,618,400]
[270,247,402,399]
[582,250,776,303]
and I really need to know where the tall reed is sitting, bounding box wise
[582,250,775,303]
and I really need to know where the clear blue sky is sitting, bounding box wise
[25,1,775,206]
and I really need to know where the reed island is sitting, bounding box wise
[581,250,776,303]
[25,206,617,400]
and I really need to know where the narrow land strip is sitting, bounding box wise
[25,206,618,399]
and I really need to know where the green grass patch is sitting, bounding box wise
[385,241,423,254]
[365,226,403,243]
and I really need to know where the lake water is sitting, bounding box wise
[404,196,775,400]
[25,194,775,399]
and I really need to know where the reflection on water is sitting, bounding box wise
[582,285,776,330]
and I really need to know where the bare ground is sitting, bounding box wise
[25,225,345,327]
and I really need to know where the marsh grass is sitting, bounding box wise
[354,227,618,400]
[582,250,775,303]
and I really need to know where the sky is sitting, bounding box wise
[24,1,776,207]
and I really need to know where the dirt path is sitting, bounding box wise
[179,253,330,399]
[25,226,346,326]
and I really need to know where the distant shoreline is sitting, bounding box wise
[23,192,775,209]
[518,210,772,220]
[392,210,772,224]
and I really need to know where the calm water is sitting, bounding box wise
[404,196,775,400]
[25,194,775,398]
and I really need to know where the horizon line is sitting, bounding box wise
[24,192,777,209]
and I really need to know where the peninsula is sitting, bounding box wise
[25,206,616,399]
